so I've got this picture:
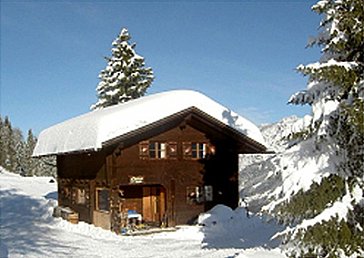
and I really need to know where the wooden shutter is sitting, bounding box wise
[182,142,192,159]
[139,141,149,160]
[168,142,178,159]
[207,144,216,155]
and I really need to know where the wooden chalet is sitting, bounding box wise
[33,90,266,232]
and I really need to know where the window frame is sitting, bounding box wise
[184,142,209,160]
[76,187,86,205]
[139,141,175,160]
[95,188,110,213]
[186,185,213,204]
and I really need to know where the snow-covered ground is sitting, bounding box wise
[0,167,285,258]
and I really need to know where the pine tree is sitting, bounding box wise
[283,0,364,256]
[91,28,154,110]
[12,128,25,174]
[0,116,5,166]
[0,116,56,177]
[23,129,37,176]
[2,116,16,171]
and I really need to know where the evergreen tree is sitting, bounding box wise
[23,129,37,176]
[0,116,5,166]
[12,128,25,174]
[282,0,364,256]
[2,116,15,171]
[91,28,154,110]
[0,115,56,177]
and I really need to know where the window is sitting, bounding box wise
[186,186,204,204]
[140,141,174,159]
[186,185,213,204]
[96,188,110,212]
[184,142,210,159]
[204,185,213,201]
[191,143,206,159]
[76,188,86,204]
[149,142,167,159]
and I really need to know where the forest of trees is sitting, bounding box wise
[0,115,56,177]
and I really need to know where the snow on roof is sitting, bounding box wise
[33,90,266,156]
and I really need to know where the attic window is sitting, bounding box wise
[149,142,167,159]
[140,141,175,159]
[184,142,210,159]
[192,143,206,159]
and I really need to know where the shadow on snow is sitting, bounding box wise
[0,189,77,257]
[199,206,284,250]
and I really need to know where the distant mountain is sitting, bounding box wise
[239,114,321,213]
[259,115,311,153]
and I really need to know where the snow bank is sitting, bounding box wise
[0,170,286,258]
[33,90,265,156]
[198,205,284,249]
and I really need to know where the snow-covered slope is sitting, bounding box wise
[259,115,311,152]
[239,115,337,212]
[0,166,285,258]
[34,90,265,156]
[239,115,363,246]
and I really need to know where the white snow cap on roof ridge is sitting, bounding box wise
[33,90,266,156]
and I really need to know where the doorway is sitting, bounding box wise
[120,185,166,226]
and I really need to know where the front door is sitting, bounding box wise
[142,186,166,224]
[120,185,166,225]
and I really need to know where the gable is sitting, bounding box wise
[104,107,266,155]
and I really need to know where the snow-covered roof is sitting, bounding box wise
[33,90,266,156]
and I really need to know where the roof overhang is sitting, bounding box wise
[103,107,266,154]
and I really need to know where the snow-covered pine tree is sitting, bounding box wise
[0,116,5,166]
[91,28,154,110]
[23,129,37,176]
[0,115,56,177]
[13,128,26,175]
[1,116,16,171]
[282,0,364,256]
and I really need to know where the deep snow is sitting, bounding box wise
[0,167,285,258]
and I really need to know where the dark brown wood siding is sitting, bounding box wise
[57,152,107,223]
[110,125,208,225]
[55,111,259,229]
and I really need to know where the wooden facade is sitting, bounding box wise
[55,108,266,231]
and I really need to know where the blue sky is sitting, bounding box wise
[1,0,321,136]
